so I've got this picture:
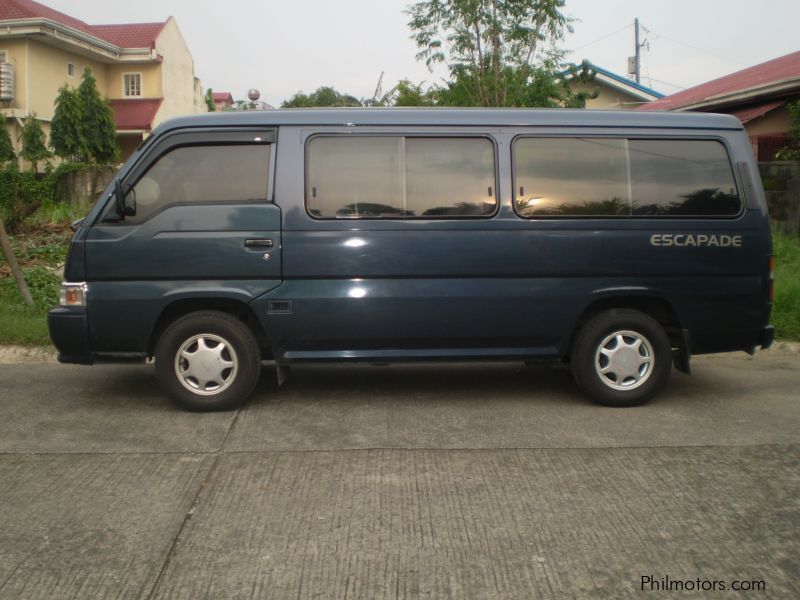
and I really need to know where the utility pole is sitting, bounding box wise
[627,18,645,84]
[634,17,641,84]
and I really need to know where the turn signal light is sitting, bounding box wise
[60,282,88,307]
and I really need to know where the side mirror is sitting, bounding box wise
[114,179,136,218]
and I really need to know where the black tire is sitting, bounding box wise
[154,310,261,411]
[571,308,672,407]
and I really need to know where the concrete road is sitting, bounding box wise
[0,350,798,599]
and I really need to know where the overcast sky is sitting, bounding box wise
[46,0,800,106]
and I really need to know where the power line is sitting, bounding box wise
[641,24,746,67]
[571,23,633,53]
[642,50,653,89]
[648,78,686,91]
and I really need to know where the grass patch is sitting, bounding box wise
[0,266,61,345]
[27,199,93,228]
[772,229,800,339]
[0,220,71,346]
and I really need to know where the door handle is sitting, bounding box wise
[244,239,273,249]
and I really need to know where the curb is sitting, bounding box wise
[0,345,58,364]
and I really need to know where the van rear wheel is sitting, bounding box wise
[571,309,671,407]
[155,311,261,411]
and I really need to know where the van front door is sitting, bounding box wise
[83,129,281,352]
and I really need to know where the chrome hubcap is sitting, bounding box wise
[174,334,238,396]
[594,330,654,391]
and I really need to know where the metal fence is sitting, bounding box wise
[751,134,794,161]
[760,161,800,234]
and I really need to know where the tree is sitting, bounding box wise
[387,80,436,106]
[205,88,216,112]
[407,0,576,107]
[0,113,15,164]
[232,99,254,111]
[776,100,800,160]
[19,114,50,172]
[281,86,363,108]
[558,60,599,108]
[77,66,120,164]
[50,85,84,161]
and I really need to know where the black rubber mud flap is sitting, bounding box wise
[276,365,291,387]
[673,328,692,374]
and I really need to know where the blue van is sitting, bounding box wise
[48,109,774,410]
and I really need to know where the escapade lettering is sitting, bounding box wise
[650,234,743,248]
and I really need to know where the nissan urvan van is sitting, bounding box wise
[48,109,774,411]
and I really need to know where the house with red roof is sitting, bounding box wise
[637,51,800,160]
[0,0,207,161]
[212,91,234,111]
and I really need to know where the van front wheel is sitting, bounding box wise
[155,311,261,411]
[571,309,671,407]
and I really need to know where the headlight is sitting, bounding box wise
[60,282,88,307]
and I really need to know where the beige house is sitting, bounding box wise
[561,61,663,109]
[637,51,800,161]
[0,0,205,162]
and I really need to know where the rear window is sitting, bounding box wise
[514,137,741,218]
[306,136,496,219]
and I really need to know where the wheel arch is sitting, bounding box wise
[147,296,270,359]
[567,292,685,357]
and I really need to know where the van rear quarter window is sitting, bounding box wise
[628,140,740,216]
[514,137,741,218]
[306,136,496,219]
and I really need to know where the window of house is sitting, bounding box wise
[306,136,496,219]
[123,73,142,97]
[67,63,75,77]
[513,137,741,218]
[121,144,270,224]
[0,51,7,64]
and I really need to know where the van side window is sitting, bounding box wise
[306,136,496,218]
[306,137,403,218]
[514,138,630,216]
[629,140,741,216]
[124,144,270,224]
[513,137,741,218]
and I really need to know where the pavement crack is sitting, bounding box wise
[220,403,244,452]
[0,558,25,594]
[140,451,223,600]
[142,404,242,599]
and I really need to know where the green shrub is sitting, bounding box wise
[0,164,53,230]
[772,230,800,339]
[0,161,97,231]
[0,265,60,345]
[0,113,15,164]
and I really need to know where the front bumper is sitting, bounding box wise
[48,307,93,364]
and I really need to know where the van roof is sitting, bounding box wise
[157,107,743,133]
